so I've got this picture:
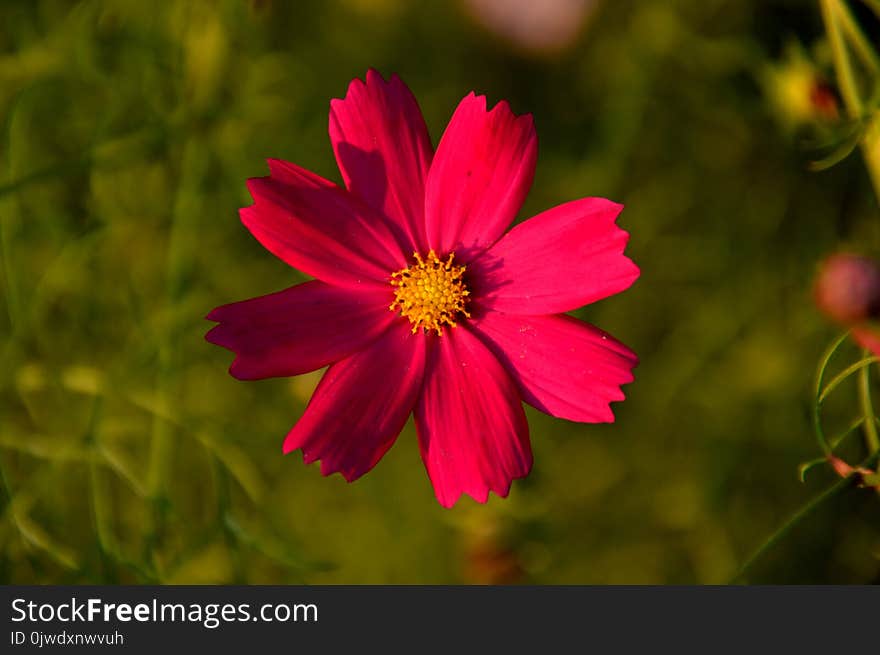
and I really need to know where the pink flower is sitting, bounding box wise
[814,253,880,325]
[463,0,599,56]
[206,70,639,507]
[813,253,880,356]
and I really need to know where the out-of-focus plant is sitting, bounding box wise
[811,0,880,486]
[820,0,880,197]
[763,40,840,132]
[462,0,600,56]
[736,0,880,582]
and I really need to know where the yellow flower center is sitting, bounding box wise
[389,250,471,335]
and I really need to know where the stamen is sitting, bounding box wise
[389,249,471,335]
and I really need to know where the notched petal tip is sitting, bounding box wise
[319,457,361,483]
[435,468,531,509]
[242,178,267,205]
[364,67,387,85]
[338,75,367,102]
[464,92,536,126]
[435,486,487,509]
[334,68,396,104]
[619,256,641,289]
[204,322,225,345]
[491,97,531,122]
[461,92,535,124]
[290,438,379,484]
[281,436,297,455]
[591,360,639,425]
[615,258,641,298]
[228,358,261,381]
[264,157,287,175]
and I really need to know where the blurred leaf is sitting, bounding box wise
[198,433,267,503]
[223,514,334,574]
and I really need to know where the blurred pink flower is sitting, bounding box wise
[814,253,880,357]
[206,70,639,507]
[463,0,598,55]
[814,253,880,324]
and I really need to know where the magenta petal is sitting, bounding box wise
[330,69,433,252]
[470,312,638,423]
[282,324,426,482]
[470,198,639,315]
[424,93,537,256]
[206,281,394,380]
[414,327,532,507]
[241,159,408,289]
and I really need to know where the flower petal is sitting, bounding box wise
[470,312,638,423]
[329,69,433,252]
[424,93,537,256]
[242,159,408,288]
[283,324,426,482]
[469,198,639,315]
[206,281,394,380]
[414,327,532,507]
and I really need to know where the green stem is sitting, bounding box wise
[813,331,851,453]
[821,0,880,203]
[815,331,851,394]
[863,115,880,206]
[858,351,880,453]
[862,0,880,20]
[819,0,880,202]
[818,355,879,402]
[834,0,880,73]
[731,449,880,583]
[822,0,863,113]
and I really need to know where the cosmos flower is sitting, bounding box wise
[206,70,639,507]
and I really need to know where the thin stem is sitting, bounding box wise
[834,0,880,73]
[815,331,852,394]
[799,416,868,480]
[857,351,880,454]
[821,0,880,203]
[834,415,868,449]
[818,355,879,403]
[731,449,880,583]
[822,0,864,114]
[813,331,851,453]
[862,0,880,20]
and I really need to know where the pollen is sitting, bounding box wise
[390,250,471,335]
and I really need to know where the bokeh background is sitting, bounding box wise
[3,0,880,584]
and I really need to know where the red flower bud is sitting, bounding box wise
[814,254,880,324]
[809,81,839,121]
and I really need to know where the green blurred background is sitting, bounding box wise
[2,0,880,584]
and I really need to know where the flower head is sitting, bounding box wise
[814,253,880,324]
[206,70,639,507]
[764,40,840,130]
[814,253,880,357]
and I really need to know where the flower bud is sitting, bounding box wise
[809,81,839,122]
[764,41,839,129]
[814,254,880,324]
